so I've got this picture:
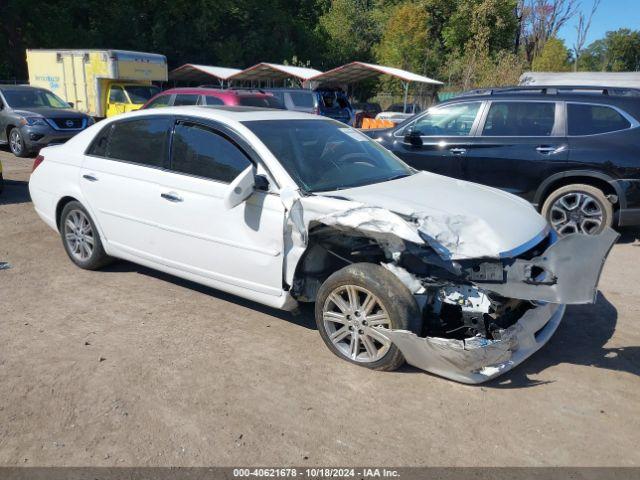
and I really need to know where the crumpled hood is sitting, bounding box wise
[317,171,549,260]
[13,107,86,118]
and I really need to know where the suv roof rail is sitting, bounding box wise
[458,85,640,98]
[227,86,266,94]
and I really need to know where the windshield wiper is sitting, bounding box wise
[385,173,412,182]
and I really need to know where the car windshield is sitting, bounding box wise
[124,85,161,104]
[243,119,413,192]
[2,89,69,109]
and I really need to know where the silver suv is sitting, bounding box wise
[0,85,93,157]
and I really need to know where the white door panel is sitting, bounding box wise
[155,171,285,296]
[80,156,165,257]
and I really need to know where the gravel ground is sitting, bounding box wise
[0,150,639,467]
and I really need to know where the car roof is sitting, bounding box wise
[0,85,45,90]
[112,105,329,122]
[156,87,272,98]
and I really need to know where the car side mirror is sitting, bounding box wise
[67,102,74,108]
[404,129,423,147]
[224,165,256,209]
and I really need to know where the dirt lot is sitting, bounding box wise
[0,150,639,467]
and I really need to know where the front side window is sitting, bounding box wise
[412,102,481,136]
[244,119,413,192]
[482,101,556,136]
[173,94,201,106]
[2,89,69,109]
[145,94,172,109]
[104,118,170,167]
[109,86,127,103]
[568,103,632,135]
[170,122,252,183]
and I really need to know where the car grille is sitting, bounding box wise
[49,118,84,129]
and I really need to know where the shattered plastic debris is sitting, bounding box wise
[0,262,12,270]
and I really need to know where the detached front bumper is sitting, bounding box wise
[382,303,565,384]
[379,229,617,383]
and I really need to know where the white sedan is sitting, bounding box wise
[29,106,617,383]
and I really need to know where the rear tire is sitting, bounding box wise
[60,201,112,270]
[315,263,421,372]
[542,183,613,236]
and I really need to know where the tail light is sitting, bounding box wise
[32,155,44,172]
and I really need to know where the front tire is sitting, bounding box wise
[315,263,421,371]
[60,201,112,270]
[542,184,613,235]
[8,128,29,158]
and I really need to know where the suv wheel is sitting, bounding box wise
[315,263,420,371]
[542,184,613,235]
[8,128,29,158]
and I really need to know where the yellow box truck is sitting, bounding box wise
[26,49,167,118]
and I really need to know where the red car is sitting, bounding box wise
[142,87,284,110]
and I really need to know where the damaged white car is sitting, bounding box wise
[29,107,618,383]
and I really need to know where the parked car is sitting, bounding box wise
[28,106,616,383]
[376,102,422,123]
[264,88,354,125]
[142,87,284,110]
[353,102,382,127]
[368,86,640,235]
[0,85,94,157]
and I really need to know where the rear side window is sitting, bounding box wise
[482,102,556,136]
[170,122,251,182]
[289,92,314,108]
[204,96,225,106]
[173,94,200,106]
[102,118,170,167]
[568,104,631,135]
[238,96,283,109]
[145,94,172,109]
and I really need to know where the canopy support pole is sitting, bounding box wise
[402,81,410,114]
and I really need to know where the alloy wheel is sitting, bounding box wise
[9,130,23,155]
[63,209,95,261]
[322,285,392,363]
[549,191,603,235]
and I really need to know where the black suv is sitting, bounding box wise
[369,86,640,235]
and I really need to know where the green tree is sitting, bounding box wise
[317,0,383,65]
[532,37,571,71]
[579,29,640,72]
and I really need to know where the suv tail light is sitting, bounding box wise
[32,155,44,172]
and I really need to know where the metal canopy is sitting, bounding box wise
[169,64,243,83]
[310,61,443,86]
[520,71,640,89]
[228,63,323,82]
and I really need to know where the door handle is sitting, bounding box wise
[161,191,183,203]
[449,148,467,155]
[82,174,98,182]
[536,145,565,155]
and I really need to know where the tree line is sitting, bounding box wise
[1,0,638,93]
